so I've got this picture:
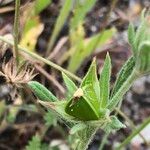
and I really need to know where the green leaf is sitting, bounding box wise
[65,95,99,121]
[111,57,135,98]
[68,28,115,72]
[70,0,96,31]
[70,123,86,134]
[134,16,148,51]
[99,53,111,108]
[44,110,57,126]
[39,100,75,122]
[62,72,78,98]
[47,0,72,52]
[65,59,102,121]
[136,41,150,74]
[128,23,136,54]
[81,58,100,110]
[103,116,126,133]
[26,135,41,150]
[28,81,58,102]
[34,0,51,15]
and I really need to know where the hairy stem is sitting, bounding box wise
[0,36,82,82]
[116,116,150,150]
[75,126,98,150]
[13,0,20,64]
[107,69,140,111]
[98,132,109,150]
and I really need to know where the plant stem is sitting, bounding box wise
[13,0,20,64]
[99,132,109,150]
[75,126,98,150]
[0,36,82,82]
[115,108,149,145]
[107,69,140,111]
[116,116,150,150]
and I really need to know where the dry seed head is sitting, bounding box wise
[0,59,36,87]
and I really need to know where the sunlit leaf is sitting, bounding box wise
[99,53,111,108]
[68,28,115,72]
[34,0,51,15]
[111,57,135,98]
[62,72,78,98]
[47,0,72,52]
[28,81,58,102]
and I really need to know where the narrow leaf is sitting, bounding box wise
[136,41,150,74]
[70,0,96,31]
[99,53,111,108]
[68,28,115,72]
[34,0,51,15]
[28,81,58,102]
[128,23,136,54]
[47,0,72,52]
[134,17,147,51]
[111,57,135,98]
[62,72,78,98]
[81,58,100,110]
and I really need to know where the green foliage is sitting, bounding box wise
[111,57,135,97]
[70,123,86,134]
[26,9,150,150]
[34,0,51,15]
[44,110,57,126]
[28,81,58,102]
[68,28,115,72]
[70,0,96,31]
[47,0,72,52]
[128,23,136,53]
[127,10,150,75]
[26,135,41,150]
[62,72,78,98]
[136,41,150,74]
[104,116,126,133]
[99,53,111,108]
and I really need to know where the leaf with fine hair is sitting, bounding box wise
[136,41,150,74]
[134,15,148,51]
[103,116,126,133]
[128,23,136,54]
[62,72,78,98]
[28,81,58,102]
[99,53,111,108]
[111,56,135,98]
[81,58,100,110]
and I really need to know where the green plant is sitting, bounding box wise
[27,10,150,150]
[26,135,41,150]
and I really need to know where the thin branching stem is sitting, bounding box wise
[99,132,109,150]
[115,108,149,146]
[13,0,20,64]
[0,36,82,82]
[116,116,150,150]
